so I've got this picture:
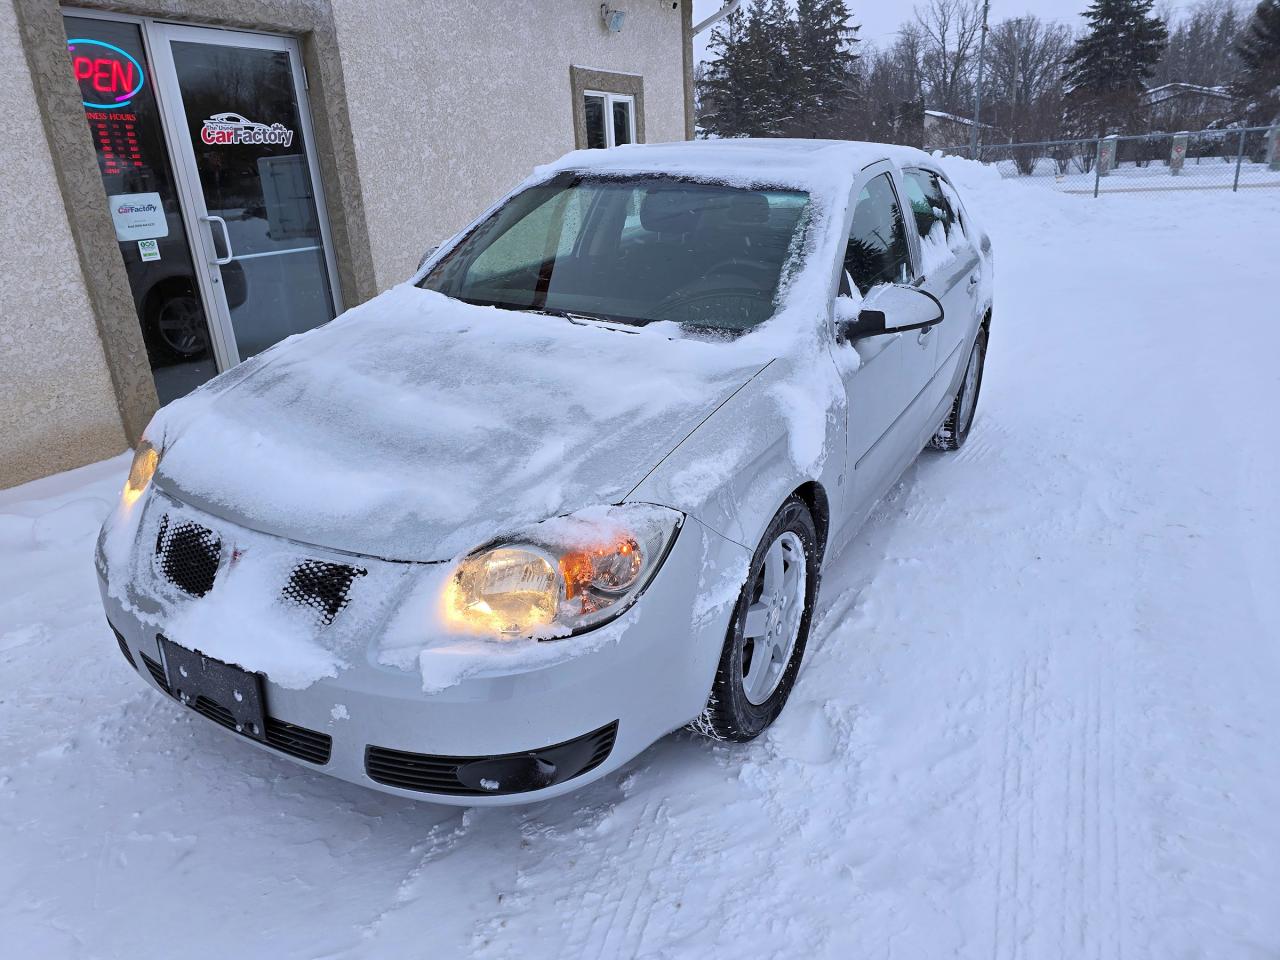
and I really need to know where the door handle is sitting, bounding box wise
[201,215,234,266]
[917,327,932,345]
[967,274,980,289]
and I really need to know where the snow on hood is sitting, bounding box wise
[147,286,774,562]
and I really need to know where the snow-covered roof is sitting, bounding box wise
[1143,82,1235,105]
[537,138,935,191]
[923,109,995,130]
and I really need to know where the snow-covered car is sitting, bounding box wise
[96,139,993,805]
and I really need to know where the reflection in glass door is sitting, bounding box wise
[149,25,340,363]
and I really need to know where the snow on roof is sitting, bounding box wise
[1143,82,1235,105]
[537,138,935,192]
[923,109,995,130]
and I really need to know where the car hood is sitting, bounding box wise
[150,285,771,562]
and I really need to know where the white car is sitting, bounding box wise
[97,139,992,804]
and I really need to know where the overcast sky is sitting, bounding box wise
[690,0,1205,61]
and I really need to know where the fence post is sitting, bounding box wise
[1170,131,1188,175]
[1267,123,1280,172]
[1233,127,1246,192]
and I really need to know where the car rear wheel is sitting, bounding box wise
[931,325,988,451]
[690,496,819,743]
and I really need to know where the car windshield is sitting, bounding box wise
[420,173,810,332]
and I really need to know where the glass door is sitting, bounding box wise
[148,23,341,363]
[63,13,223,404]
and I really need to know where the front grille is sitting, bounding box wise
[190,695,333,765]
[139,648,331,765]
[110,623,136,669]
[155,516,222,597]
[365,722,618,796]
[281,559,366,625]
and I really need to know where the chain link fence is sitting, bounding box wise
[946,126,1280,196]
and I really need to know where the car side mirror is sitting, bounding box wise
[417,244,440,271]
[836,285,944,343]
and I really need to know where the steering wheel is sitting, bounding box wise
[651,259,777,326]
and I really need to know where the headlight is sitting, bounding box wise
[443,504,682,639]
[122,439,159,506]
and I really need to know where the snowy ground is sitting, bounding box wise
[3,167,1279,959]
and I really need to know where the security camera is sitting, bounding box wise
[601,3,626,31]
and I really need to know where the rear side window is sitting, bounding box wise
[844,173,912,296]
[903,169,959,243]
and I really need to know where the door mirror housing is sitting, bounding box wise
[835,285,944,343]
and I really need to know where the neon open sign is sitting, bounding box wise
[67,38,145,109]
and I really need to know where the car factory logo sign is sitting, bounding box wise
[200,112,295,147]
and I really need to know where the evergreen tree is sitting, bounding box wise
[1237,0,1280,120]
[790,0,860,137]
[1063,0,1169,136]
[696,0,860,139]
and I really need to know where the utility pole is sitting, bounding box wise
[970,0,990,154]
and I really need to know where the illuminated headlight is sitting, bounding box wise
[122,439,159,506]
[443,504,682,639]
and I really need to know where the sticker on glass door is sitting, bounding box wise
[200,112,295,147]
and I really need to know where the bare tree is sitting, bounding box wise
[985,15,1074,150]
[914,0,984,114]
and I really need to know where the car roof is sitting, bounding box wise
[540,138,939,191]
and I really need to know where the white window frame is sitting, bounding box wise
[583,90,636,148]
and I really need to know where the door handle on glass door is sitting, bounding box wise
[201,215,234,266]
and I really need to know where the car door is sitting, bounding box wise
[833,169,933,532]
[901,168,982,415]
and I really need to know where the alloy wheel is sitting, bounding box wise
[740,530,807,705]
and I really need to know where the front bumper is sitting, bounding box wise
[99,501,747,806]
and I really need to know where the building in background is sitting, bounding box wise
[2,0,694,489]
[1142,82,1239,131]
[922,110,999,153]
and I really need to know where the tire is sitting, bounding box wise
[931,324,988,451]
[145,285,209,361]
[690,496,819,743]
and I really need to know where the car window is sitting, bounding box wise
[423,174,811,333]
[903,169,958,243]
[844,173,912,297]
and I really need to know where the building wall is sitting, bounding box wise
[0,0,127,489]
[332,0,689,290]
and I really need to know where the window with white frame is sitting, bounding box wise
[583,91,635,149]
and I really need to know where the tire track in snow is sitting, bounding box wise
[560,800,675,958]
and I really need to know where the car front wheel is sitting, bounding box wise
[931,324,988,451]
[691,496,819,742]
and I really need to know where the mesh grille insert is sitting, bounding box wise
[281,559,366,625]
[154,516,222,597]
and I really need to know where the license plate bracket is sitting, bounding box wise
[160,637,267,740]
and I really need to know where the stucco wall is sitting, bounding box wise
[332,0,688,290]
[0,0,127,489]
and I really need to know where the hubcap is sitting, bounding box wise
[157,296,206,355]
[740,530,806,705]
[957,338,983,431]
